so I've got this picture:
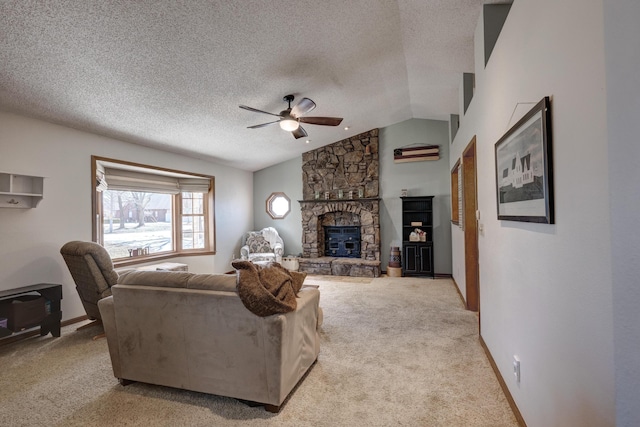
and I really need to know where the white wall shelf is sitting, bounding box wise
[0,172,44,208]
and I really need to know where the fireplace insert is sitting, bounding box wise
[324,226,361,258]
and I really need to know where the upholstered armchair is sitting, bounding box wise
[60,241,118,334]
[240,227,284,264]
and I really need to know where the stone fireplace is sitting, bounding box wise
[299,129,381,277]
[300,199,380,260]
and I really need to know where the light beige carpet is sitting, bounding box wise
[0,276,518,427]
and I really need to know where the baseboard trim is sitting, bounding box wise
[451,276,466,307]
[479,336,527,427]
[63,315,91,327]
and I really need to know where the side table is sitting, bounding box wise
[0,283,62,339]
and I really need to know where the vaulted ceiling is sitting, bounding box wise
[0,1,499,171]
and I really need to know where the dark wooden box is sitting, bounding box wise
[0,295,47,332]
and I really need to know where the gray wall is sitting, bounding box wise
[254,118,452,275]
[379,118,451,274]
[604,0,640,425]
[252,156,303,257]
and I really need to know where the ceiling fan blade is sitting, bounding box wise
[290,98,316,118]
[247,120,280,129]
[239,105,282,118]
[292,126,308,139]
[298,116,344,126]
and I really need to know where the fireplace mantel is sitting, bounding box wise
[298,198,380,204]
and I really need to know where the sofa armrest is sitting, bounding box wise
[273,243,284,263]
[300,285,323,328]
[98,296,122,378]
[240,245,250,260]
[297,286,322,331]
[260,286,320,404]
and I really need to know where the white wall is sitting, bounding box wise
[0,112,253,321]
[603,1,640,425]
[450,1,614,426]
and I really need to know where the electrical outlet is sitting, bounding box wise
[513,355,521,383]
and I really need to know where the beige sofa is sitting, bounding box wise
[98,269,321,412]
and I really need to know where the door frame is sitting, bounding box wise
[463,137,479,312]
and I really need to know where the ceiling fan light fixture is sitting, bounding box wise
[279,118,299,131]
[240,95,342,139]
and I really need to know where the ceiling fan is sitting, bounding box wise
[240,95,343,139]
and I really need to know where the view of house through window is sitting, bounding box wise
[102,190,174,258]
[92,156,215,262]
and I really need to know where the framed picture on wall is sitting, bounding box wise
[494,96,554,224]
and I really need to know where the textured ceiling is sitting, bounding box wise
[0,1,498,171]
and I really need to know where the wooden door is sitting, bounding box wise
[463,138,479,312]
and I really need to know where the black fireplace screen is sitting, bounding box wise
[324,226,361,258]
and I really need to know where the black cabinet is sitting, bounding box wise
[401,196,434,277]
[0,283,62,339]
[403,242,433,275]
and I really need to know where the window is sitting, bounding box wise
[182,192,205,249]
[92,156,215,264]
[266,192,291,219]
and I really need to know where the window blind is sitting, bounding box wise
[102,168,210,194]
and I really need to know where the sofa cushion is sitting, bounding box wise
[117,270,192,288]
[187,273,237,293]
[232,260,307,317]
[247,253,276,263]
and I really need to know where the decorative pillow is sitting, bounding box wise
[246,232,272,253]
[232,260,307,317]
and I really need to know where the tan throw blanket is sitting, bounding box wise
[232,260,307,317]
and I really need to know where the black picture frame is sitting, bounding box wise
[494,96,554,224]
